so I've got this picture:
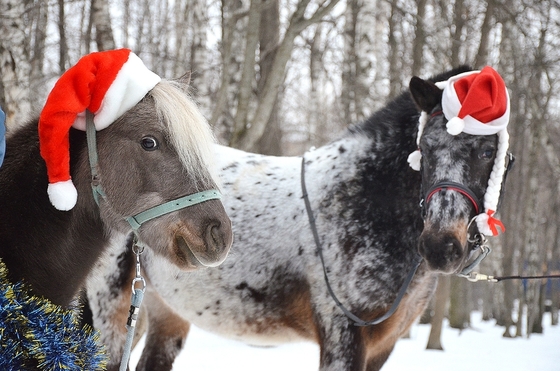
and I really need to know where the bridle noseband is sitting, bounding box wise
[421,181,482,219]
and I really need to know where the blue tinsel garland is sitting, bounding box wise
[0,259,108,370]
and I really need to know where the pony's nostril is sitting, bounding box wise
[209,223,221,247]
[445,241,461,262]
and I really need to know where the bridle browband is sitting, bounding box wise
[84,110,222,241]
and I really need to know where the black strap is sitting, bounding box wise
[301,156,421,327]
[423,181,482,215]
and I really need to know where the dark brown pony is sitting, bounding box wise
[89,67,510,371]
[0,79,233,308]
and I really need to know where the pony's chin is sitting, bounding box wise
[174,236,206,270]
[422,253,468,275]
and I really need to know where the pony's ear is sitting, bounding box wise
[173,72,192,92]
[178,71,192,86]
[409,76,442,113]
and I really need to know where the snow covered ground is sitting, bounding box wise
[129,312,560,370]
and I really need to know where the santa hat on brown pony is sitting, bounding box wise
[39,48,161,211]
[407,66,510,237]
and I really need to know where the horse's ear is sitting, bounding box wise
[409,76,442,113]
[175,71,192,87]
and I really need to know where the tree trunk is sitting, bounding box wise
[91,0,116,51]
[29,0,48,108]
[450,0,465,67]
[0,0,32,128]
[411,0,427,76]
[473,0,495,68]
[57,0,68,72]
[209,0,244,141]
[230,0,341,151]
[426,275,448,350]
[387,0,401,99]
[448,276,471,330]
[341,0,358,125]
[255,0,281,155]
[190,0,211,114]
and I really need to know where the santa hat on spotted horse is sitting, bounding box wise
[39,48,160,211]
[408,66,510,237]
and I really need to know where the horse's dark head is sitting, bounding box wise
[408,69,509,274]
[84,80,233,270]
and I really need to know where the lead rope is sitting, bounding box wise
[119,236,146,371]
[301,156,421,327]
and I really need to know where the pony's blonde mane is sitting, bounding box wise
[149,80,219,189]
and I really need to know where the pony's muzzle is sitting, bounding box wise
[201,220,232,267]
[175,218,232,268]
[418,232,466,274]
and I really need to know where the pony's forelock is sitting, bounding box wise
[149,81,220,189]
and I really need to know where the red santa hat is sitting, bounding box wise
[39,48,161,211]
[408,66,510,237]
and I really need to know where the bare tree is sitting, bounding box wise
[228,0,341,151]
[91,0,116,51]
[0,0,32,128]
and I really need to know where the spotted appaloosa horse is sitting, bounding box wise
[88,67,507,371]
[0,78,233,308]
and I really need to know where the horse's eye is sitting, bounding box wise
[140,136,159,151]
[479,148,494,159]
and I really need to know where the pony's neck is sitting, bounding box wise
[306,92,424,257]
[0,121,107,307]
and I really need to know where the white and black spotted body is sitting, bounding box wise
[88,67,502,371]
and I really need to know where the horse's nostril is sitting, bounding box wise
[209,223,221,246]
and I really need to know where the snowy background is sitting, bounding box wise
[129,311,560,370]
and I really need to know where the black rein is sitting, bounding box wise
[300,156,421,327]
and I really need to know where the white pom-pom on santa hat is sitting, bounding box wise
[39,49,161,211]
[446,116,465,135]
[47,180,78,211]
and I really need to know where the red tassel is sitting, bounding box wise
[487,210,505,236]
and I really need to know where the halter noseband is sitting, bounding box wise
[85,110,221,240]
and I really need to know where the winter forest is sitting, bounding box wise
[1,0,559,345]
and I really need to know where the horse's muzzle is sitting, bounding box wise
[175,218,232,269]
[418,231,467,274]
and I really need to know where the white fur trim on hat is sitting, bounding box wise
[94,53,161,130]
[47,180,78,211]
[72,53,161,131]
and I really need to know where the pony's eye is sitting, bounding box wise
[479,148,494,159]
[140,136,159,151]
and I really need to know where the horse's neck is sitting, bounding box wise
[307,127,423,253]
[309,130,421,202]
[0,123,106,307]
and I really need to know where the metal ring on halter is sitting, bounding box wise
[459,215,491,276]
[131,276,146,292]
[466,215,488,247]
